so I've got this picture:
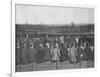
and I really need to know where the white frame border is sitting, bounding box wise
[11,0,96,77]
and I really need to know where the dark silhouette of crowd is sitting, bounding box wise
[16,34,94,66]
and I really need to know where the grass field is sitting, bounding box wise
[16,60,94,72]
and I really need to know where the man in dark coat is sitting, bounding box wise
[84,43,92,67]
[84,43,92,61]
[16,40,21,65]
[44,43,51,62]
[28,41,37,63]
[36,44,45,63]
[60,44,68,62]
[76,44,84,68]
[22,41,29,64]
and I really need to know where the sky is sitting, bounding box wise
[16,4,94,25]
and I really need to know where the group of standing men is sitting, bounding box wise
[16,35,94,69]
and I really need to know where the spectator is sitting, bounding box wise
[51,44,60,69]
[84,43,92,61]
[60,44,68,62]
[36,44,45,63]
[68,43,76,63]
[44,43,51,63]
[76,44,84,68]
[84,43,92,67]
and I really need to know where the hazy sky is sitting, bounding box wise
[16,5,94,25]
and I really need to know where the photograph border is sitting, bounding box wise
[11,0,96,77]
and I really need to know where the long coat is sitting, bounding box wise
[19,42,27,64]
[21,42,29,64]
[76,46,84,62]
[52,48,60,61]
[69,46,76,62]
[36,48,45,63]
[84,46,92,60]
[44,47,51,61]
[16,47,22,65]
[28,47,37,63]
[22,48,29,64]
[60,46,68,62]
